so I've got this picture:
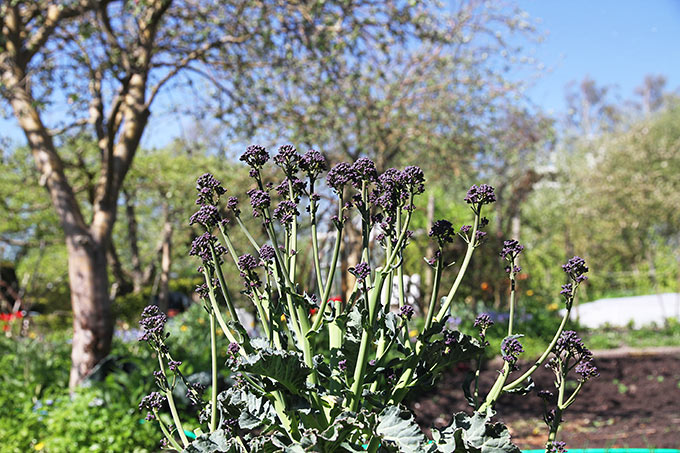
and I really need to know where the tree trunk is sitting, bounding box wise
[4,64,115,389]
[66,233,113,388]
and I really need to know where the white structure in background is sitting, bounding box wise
[560,292,680,328]
[389,274,421,314]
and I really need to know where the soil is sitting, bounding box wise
[411,350,680,449]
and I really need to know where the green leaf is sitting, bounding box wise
[375,405,430,453]
[183,429,246,453]
[432,412,521,453]
[217,387,277,431]
[236,347,311,395]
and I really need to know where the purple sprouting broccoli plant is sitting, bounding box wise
[539,331,599,451]
[138,146,594,453]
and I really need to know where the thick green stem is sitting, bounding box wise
[478,279,517,414]
[311,198,344,333]
[434,213,480,323]
[158,356,189,447]
[154,409,184,451]
[422,253,443,342]
[235,216,260,251]
[507,273,517,337]
[202,270,245,350]
[348,272,387,411]
[209,313,218,432]
[209,244,240,322]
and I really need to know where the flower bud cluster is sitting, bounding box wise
[349,261,370,284]
[501,335,524,370]
[429,220,456,246]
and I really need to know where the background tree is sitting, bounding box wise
[237,0,541,300]
[0,0,440,386]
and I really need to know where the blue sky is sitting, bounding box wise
[2,1,679,147]
[517,0,680,114]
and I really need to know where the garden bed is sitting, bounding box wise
[412,352,680,449]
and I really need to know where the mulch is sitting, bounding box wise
[411,351,680,449]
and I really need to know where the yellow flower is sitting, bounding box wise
[180,325,188,332]
[216,328,223,336]
[197,318,205,325]
[409,329,418,338]
[29,332,37,339]
[34,442,45,451]
[280,314,287,322]
[547,302,559,311]
[526,289,534,296]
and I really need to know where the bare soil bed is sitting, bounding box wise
[411,352,680,449]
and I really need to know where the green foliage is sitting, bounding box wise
[583,317,680,350]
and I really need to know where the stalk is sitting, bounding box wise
[348,271,387,411]
[235,216,261,251]
[434,213,480,323]
[209,312,218,432]
[309,189,324,297]
[477,270,517,414]
[209,244,240,322]
[158,356,189,447]
[154,409,184,451]
[311,197,344,333]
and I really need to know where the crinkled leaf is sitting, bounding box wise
[337,306,364,374]
[412,331,483,392]
[375,405,430,453]
[217,386,277,431]
[433,412,521,453]
[236,347,311,395]
[183,429,246,453]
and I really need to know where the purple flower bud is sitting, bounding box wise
[460,224,472,234]
[327,162,355,193]
[562,256,589,283]
[238,254,258,271]
[399,305,415,320]
[402,166,425,195]
[228,342,240,355]
[575,359,599,381]
[338,359,347,371]
[473,313,494,331]
[351,157,378,187]
[247,189,271,216]
[259,244,275,262]
[501,336,524,369]
[349,261,371,283]
[300,149,328,180]
[546,441,568,453]
[168,360,182,372]
[195,173,226,205]
[273,144,301,175]
[139,392,166,411]
[226,196,241,216]
[139,305,167,342]
[273,200,299,224]
[240,145,269,169]
[429,219,456,245]
[464,184,496,206]
[189,204,221,228]
[425,249,441,267]
[189,233,226,263]
[560,283,573,299]
[500,239,524,260]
